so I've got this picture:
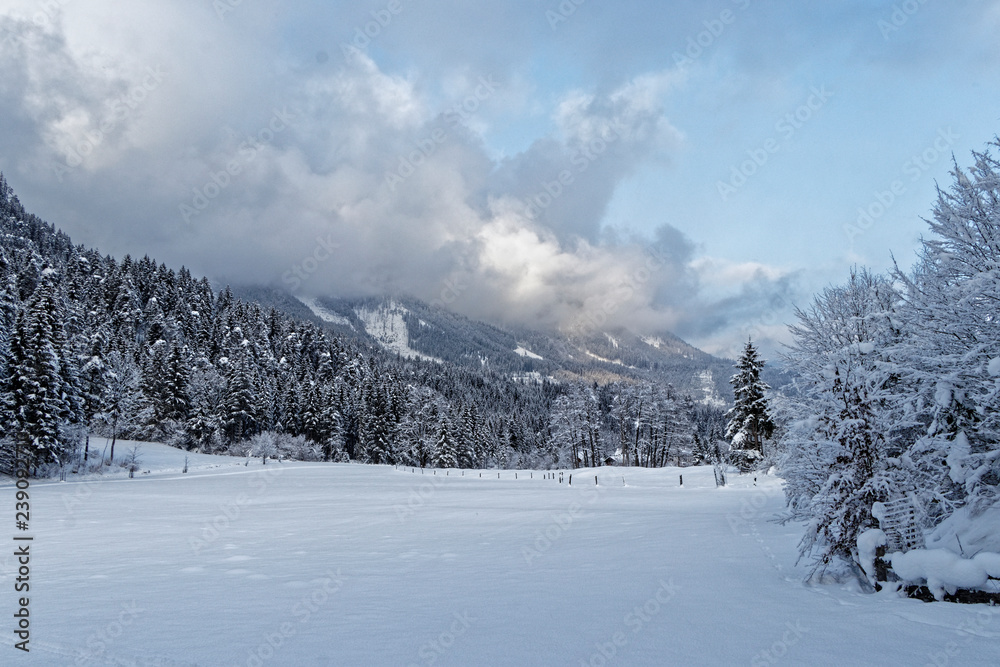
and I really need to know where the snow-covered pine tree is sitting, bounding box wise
[137,339,190,440]
[7,270,81,472]
[457,404,477,469]
[725,339,775,471]
[181,357,226,452]
[435,414,459,469]
[400,385,440,467]
[77,326,111,462]
[0,246,19,472]
[300,380,343,460]
[221,353,261,446]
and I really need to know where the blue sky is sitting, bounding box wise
[1,0,998,357]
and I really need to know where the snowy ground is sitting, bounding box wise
[3,443,999,666]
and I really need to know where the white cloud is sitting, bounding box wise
[690,256,788,290]
[0,1,804,353]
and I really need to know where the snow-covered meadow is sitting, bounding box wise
[3,442,999,666]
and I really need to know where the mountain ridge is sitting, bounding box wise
[231,285,736,406]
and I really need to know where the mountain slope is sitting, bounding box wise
[234,287,736,404]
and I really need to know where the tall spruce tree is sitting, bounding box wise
[7,271,80,472]
[435,414,459,469]
[725,339,775,469]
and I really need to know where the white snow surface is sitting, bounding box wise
[888,549,994,599]
[934,381,954,408]
[640,336,688,357]
[927,502,1000,554]
[514,346,543,360]
[974,552,1000,579]
[857,528,887,581]
[695,369,726,408]
[640,335,663,349]
[355,300,441,363]
[4,443,1000,665]
[297,296,354,329]
[988,356,1000,377]
[946,431,971,484]
[585,350,624,366]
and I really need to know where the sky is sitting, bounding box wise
[1,0,998,359]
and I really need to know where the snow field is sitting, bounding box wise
[1,444,998,666]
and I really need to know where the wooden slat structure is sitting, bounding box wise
[875,498,924,553]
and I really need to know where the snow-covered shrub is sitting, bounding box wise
[888,549,1000,600]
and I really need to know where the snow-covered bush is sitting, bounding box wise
[888,549,1000,601]
[782,139,1000,585]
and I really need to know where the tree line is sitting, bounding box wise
[0,174,725,476]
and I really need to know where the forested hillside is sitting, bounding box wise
[232,288,739,403]
[0,175,724,476]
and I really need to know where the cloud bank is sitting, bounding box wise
[0,1,828,356]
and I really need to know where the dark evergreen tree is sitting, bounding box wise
[77,326,111,462]
[6,272,80,472]
[435,414,459,469]
[182,358,225,452]
[221,354,260,445]
[725,339,775,470]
